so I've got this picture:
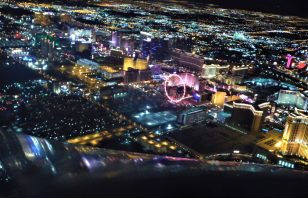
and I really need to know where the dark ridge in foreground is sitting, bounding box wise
[1,129,308,198]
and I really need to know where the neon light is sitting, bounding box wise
[164,74,186,103]
[286,54,295,69]
[297,61,306,69]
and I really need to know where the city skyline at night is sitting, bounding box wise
[0,0,307,197]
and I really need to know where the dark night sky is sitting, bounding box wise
[182,0,307,17]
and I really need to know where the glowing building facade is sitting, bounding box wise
[179,73,199,91]
[202,64,229,79]
[211,91,227,107]
[281,109,308,159]
[224,102,264,133]
[223,76,243,85]
[101,66,122,80]
[202,64,217,79]
[69,28,93,44]
[123,68,152,84]
[123,57,148,71]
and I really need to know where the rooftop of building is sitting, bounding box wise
[290,108,308,118]
[225,99,268,116]
[279,89,308,98]
[179,106,207,115]
[101,66,120,73]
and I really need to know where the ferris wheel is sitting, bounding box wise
[164,74,186,103]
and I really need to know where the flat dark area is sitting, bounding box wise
[169,125,257,155]
[0,64,41,87]
[98,137,146,154]
[18,95,128,140]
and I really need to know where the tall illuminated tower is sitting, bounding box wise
[286,54,295,69]
[211,91,226,107]
[280,109,308,159]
